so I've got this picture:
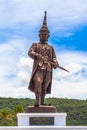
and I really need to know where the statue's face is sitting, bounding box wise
[39,31,49,43]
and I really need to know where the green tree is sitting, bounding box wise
[0,109,10,125]
[13,104,24,125]
[13,104,24,115]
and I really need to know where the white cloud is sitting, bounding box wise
[0,39,26,75]
[56,51,87,65]
[16,56,33,87]
[51,51,87,99]
[54,51,87,81]
[0,38,30,95]
[64,33,74,38]
[50,80,87,99]
[0,0,87,30]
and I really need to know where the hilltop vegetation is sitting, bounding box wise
[0,97,87,126]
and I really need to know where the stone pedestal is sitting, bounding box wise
[25,105,57,113]
[17,113,67,126]
[17,105,67,126]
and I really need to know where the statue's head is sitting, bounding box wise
[39,11,50,43]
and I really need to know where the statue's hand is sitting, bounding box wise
[36,53,42,59]
[53,62,59,69]
[53,58,59,69]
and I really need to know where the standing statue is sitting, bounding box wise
[28,11,68,107]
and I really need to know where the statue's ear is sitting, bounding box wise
[47,34,50,38]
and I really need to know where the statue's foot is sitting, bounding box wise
[41,103,51,106]
[34,104,39,107]
[34,102,39,107]
[41,103,46,105]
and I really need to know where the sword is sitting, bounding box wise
[42,56,69,72]
[49,60,69,72]
[35,53,69,72]
[58,66,69,72]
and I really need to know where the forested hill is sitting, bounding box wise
[0,97,87,126]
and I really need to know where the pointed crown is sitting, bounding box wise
[39,11,50,34]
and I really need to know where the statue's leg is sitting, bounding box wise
[35,91,41,107]
[41,71,51,105]
[41,89,45,105]
[41,70,47,105]
[33,69,43,106]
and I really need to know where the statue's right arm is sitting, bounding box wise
[28,43,42,60]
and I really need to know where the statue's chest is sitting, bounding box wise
[37,44,51,56]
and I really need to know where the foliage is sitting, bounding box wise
[0,97,87,126]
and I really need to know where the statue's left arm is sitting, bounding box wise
[52,47,59,69]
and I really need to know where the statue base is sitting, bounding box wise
[17,112,67,126]
[25,105,57,113]
[17,105,67,126]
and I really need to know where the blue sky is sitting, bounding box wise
[0,0,87,99]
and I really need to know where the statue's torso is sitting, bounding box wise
[36,43,52,71]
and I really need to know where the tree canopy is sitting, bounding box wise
[0,97,87,126]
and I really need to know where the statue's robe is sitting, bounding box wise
[28,42,58,94]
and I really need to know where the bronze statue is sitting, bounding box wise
[28,11,68,107]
